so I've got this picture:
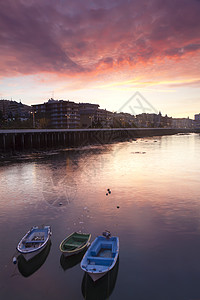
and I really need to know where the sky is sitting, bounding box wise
[0,0,200,118]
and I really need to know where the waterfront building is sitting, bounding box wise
[96,109,113,128]
[194,114,200,128]
[113,112,136,127]
[161,114,172,128]
[135,113,161,128]
[134,112,172,128]
[79,103,100,128]
[171,117,193,129]
[32,99,80,128]
[32,100,113,129]
[79,103,113,128]
[194,114,200,121]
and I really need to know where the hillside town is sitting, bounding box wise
[0,98,199,129]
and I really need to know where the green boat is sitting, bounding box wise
[60,232,91,257]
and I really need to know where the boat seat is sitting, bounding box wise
[63,242,86,250]
[90,242,117,256]
[64,243,78,247]
[73,237,87,242]
[90,243,109,256]
[23,240,44,244]
[87,256,113,266]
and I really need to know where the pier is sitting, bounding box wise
[0,128,198,152]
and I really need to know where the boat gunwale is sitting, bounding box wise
[60,232,91,254]
[17,226,51,254]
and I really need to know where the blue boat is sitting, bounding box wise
[80,231,119,282]
[17,226,52,261]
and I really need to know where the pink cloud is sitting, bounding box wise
[0,0,200,79]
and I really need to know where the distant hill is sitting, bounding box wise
[0,99,31,119]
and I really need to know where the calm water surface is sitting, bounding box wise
[1,133,200,300]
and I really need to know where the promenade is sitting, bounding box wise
[0,127,198,152]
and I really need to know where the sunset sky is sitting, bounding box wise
[0,0,200,118]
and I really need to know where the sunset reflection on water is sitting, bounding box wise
[0,133,200,300]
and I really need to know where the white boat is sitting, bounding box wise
[80,231,119,282]
[17,226,52,261]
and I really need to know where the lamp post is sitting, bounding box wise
[31,110,36,128]
[106,117,112,128]
[89,115,94,128]
[65,114,70,129]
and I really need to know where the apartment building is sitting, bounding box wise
[79,103,113,128]
[79,103,100,128]
[32,99,80,128]
[113,112,136,127]
[171,117,193,129]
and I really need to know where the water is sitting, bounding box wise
[0,133,200,300]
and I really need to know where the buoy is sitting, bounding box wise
[59,202,62,206]
[106,193,108,196]
[107,188,110,191]
[117,206,120,209]
[13,257,17,264]
[108,191,111,194]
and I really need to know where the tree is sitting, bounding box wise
[112,117,124,128]
[0,110,4,126]
[38,118,50,128]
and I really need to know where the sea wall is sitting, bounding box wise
[0,128,198,153]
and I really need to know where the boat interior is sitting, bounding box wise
[21,229,47,249]
[63,235,89,250]
[86,239,118,267]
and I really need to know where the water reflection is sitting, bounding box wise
[81,258,119,300]
[42,173,77,208]
[17,240,51,277]
[1,134,200,299]
[60,250,86,271]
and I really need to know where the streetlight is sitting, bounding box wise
[65,114,70,129]
[89,115,94,128]
[31,110,36,128]
[106,117,112,128]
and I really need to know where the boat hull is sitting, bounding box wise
[82,258,119,299]
[18,241,51,277]
[62,245,89,257]
[20,245,45,261]
[88,271,107,282]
